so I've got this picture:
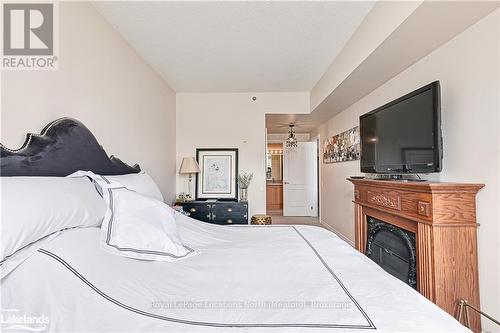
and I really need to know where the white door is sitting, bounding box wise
[283,141,318,216]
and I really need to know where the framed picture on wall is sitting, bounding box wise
[195,148,238,200]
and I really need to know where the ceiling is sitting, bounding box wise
[93,1,375,92]
[266,1,499,134]
[266,113,318,134]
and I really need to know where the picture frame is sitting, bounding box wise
[323,126,360,163]
[195,148,238,200]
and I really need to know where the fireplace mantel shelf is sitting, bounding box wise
[348,178,483,333]
[348,178,484,194]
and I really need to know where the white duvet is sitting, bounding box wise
[1,214,469,332]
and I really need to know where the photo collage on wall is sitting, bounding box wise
[323,126,360,163]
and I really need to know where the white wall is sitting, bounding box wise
[311,10,499,330]
[176,92,309,217]
[0,2,177,201]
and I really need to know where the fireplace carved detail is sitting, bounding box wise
[367,190,401,210]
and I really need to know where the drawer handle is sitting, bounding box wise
[227,219,233,224]
[206,214,211,220]
[190,208,196,213]
[227,208,233,212]
[212,213,216,219]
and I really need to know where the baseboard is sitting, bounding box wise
[319,221,355,247]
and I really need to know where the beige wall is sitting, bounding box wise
[0,2,177,201]
[176,92,309,217]
[310,1,422,111]
[312,10,499,330]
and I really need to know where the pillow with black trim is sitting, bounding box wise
[70,171,195,261]
[101,172,163,201]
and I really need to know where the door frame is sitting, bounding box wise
[310,134,321,223]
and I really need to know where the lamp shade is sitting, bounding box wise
[179,157,201,174]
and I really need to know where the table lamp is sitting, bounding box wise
[179,157,200,200]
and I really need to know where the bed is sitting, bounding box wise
[0,118,470,332]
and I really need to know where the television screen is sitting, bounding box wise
[360,81,442,174]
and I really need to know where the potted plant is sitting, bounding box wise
[237,172,253,202]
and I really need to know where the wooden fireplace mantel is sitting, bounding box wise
[348,178,484,332]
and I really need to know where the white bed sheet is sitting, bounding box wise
[1,214,470,332]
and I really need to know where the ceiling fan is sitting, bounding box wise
[270,121,309,130]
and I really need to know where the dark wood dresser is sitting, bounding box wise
[178,200,248,225]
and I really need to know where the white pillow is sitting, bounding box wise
[0,176,106,264]
[97,180,195,261]
[101,172,163,201]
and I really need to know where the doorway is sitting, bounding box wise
[265,138,319,225]
[266,143,284,215]
[283,141,318,217]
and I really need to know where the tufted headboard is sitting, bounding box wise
[0,118,140,176]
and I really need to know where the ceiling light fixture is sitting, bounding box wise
[285,124,298,151]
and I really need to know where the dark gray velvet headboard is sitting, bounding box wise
[0,118,140,176]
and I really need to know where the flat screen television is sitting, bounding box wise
[360,81,442,174]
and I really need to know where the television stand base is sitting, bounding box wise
[369,174,426,182]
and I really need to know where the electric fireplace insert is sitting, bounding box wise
[366,216,417,289]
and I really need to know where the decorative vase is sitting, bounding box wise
[240,188,248,202]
